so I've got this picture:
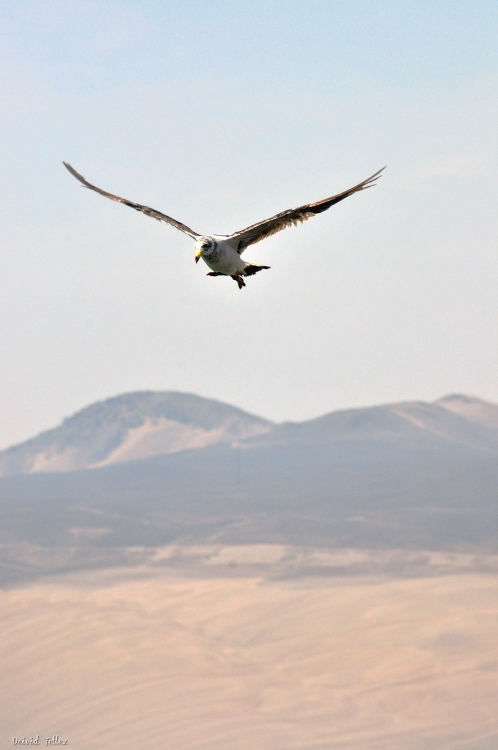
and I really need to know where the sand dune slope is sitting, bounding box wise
[2,562,498,750]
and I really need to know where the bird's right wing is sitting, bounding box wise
[229,167,385,253]
[63,162,200,240]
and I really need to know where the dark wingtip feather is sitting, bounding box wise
[63,162,89,187]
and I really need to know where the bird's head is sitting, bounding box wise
[194,237,217,263]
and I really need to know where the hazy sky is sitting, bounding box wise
[1,0,497,448]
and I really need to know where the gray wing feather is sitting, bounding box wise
[230,167,385,253]
[63,162,200,240]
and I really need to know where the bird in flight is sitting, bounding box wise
[63,162,385,289]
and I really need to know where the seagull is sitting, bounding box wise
[63,162,385,290]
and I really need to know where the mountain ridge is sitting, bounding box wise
[0,391,273,476]
[249,395,498,454]
[1,391,498,581]
[0,391,497,478]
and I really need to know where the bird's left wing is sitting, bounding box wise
[229,167,385,253]
[63,162,200,240]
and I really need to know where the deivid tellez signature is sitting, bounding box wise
[13,736,68,746]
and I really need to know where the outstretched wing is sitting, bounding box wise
[230,167,385,253]
[63,162,200,240]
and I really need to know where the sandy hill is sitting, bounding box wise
[245,393,498,454]
[1,392,497,478]
[0,391,273,476]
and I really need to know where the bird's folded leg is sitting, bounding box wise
[207,272,225,277]
[231,273,246,289]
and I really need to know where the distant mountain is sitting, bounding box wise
[245,394,498,455]
[436,393,498,428]
[1,392,498,478]
[0,391,273,476]
[1,392,497,582]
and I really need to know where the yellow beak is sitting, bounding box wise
[195,251,202,264]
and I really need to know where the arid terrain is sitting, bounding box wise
[3,546,498,750]
[2,394,497,748]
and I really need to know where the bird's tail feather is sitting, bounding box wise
[243,264,271,276]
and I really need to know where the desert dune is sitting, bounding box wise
[2,547,498,750]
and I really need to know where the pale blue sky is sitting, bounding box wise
[1,0,497,448]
